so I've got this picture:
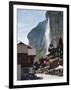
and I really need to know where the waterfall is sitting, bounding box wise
[45,18,50,55]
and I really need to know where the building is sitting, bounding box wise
[17,42,36,67]
[17,42,36,80]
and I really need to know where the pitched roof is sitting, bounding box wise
[17,42,32,49]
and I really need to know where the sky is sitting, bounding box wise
[17,9,47,45]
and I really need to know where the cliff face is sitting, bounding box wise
[27,11,63,58]
[47,11,63,47]
[27,20,49,58]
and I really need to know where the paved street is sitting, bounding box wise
[36,74,63,80]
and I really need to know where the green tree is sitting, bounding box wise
[35,49,41,62]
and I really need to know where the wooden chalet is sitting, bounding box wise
[17,42,36,67]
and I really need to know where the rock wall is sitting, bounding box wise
[27,11,63,58]
[47,11,63,47]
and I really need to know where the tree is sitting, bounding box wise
[35,49,41,62]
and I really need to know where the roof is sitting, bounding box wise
[17,42,32,49]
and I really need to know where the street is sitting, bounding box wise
[36,73,63,80]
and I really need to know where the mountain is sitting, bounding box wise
[27,11,63,58]
[47,11,63,47]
